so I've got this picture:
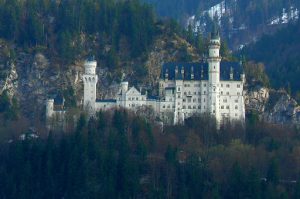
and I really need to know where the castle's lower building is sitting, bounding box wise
[47,30,246,128]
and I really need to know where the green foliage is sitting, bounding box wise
[243,61,270,88]
[0,91,19,120]
[0,0,158,62]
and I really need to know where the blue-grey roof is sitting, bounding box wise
[54,93,64,105]
[96,99,117,103]
[148,96,159,100]
[161,61,244,81]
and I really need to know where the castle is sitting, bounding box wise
[47,30,246,127]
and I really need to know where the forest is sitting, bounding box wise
[0,0,158,61]
[242,19,300,100]
[143,0,300,27]
[0,110,300,198]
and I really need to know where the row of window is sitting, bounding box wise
[181,91,241,96]
[128,97,145,101]
[183,98,204,103]
[180,83,242,89]
[220,105,239,110]
[182,105,205,110]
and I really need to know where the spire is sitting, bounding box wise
[211,23,220,40]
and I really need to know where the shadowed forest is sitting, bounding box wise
[0,110,300,198]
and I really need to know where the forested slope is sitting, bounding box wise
[242,19,300,99]
[1,110,300,198]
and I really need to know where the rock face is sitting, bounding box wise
[244,87,269,114]
[245,86,300,125]
[264,93,300,124]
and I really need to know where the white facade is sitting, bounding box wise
[84,33,245,127]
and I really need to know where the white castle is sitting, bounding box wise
[47,30,246,127]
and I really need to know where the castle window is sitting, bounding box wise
[204,106,206,109]
[237,92,240,96]
[221,106,224,109]
[178,87,181,91]
[235,106,238,110]
[221,84,223,87]
[183,99,186,102]
[204,98,206,102]
[204,91,206,94]
[226,92,229,95]
[226,84,230,88]
[198,92,201,95]
[223,99,227,103]
[235,99,238,103]
[163,105,165,108]
[188,106,191,109]
[198,106,201,109]
[188,98,191,103]
[194,92,196,95]
[221,91,223,95]
[167,105,170,108]
[184,92,187,95]
[183,105,186,109]
[226,106,229,109]
[193,99,196,102]
[237,84,241,88]
[204,84,207,87]
[193,106,196,109]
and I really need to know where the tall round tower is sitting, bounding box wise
[83,57,98,113]
[46,99,54,119]
[208,26,222,127]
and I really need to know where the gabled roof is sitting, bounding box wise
[161,61,244,81]
[126,87,141,96]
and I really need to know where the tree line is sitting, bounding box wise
[0,0,157,61]
[1,109,300,198]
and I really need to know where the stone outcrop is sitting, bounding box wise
[245,86,300,125]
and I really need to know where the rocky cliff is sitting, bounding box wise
[245,86,300,125]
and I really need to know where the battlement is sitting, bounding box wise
[84,59,97,75]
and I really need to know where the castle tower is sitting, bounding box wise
[120,81,129,107]
[83,57,98,113]
[46,99,54,119]
[207,26,222,127]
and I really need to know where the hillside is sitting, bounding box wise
[0,0,202,120]
[242,19,300,100]
[144,0,300,49]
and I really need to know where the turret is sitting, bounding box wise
[207,25,222,128]
[83,57,98,113]
[121,81,129,94]
[46,99,54,119]
[84,58,97,75]
[209,25,221,58]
